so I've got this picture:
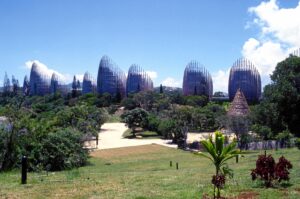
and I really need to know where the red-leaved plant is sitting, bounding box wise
[251,154,292,187]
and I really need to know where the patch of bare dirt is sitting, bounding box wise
[91,144,170,159]
[234,192,259,199]
[202,191,259,199]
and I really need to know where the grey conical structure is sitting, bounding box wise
[182,61,213,99]
[82,72,96,94]
[228,58,261,102]
[29,62,51,96]
[22,75,30,96]
[126,64,153,95]
[97,55,126,98]
[50,73,67,94]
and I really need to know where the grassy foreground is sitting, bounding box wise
[0,145,300,199]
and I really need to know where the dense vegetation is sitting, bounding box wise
[1,55,300,174]
[251,55,300,138]
[0,93,108,172]
[121,91,227,141]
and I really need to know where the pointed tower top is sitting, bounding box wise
[227,89,250,117]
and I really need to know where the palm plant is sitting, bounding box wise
[195,131,243,198]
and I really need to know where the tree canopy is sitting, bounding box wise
[252,55,300,136]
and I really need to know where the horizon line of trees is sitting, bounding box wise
[1,54,300,172]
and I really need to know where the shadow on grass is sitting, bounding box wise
[123,130,163,139]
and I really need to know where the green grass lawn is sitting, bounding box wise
[0,145,300,199]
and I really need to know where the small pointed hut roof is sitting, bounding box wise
[227,89,250,116]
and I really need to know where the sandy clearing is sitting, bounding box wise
[97,123,177,149]
[85,123,235,150]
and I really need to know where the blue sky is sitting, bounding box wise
[1,0,300,92]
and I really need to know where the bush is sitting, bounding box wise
[146,114,160,132]
[295,138,300,150]
[251,154,292,187]
[157,119,177,139]
[121,108,149,137]
[107,105,119,115]
[41,128,88,171]
[184,95,208,107]
[251,124,273,140]
[188,141,201,150]
[0,125,17,171]
[276,130,294,148]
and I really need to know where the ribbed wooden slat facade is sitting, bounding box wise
[227,89,250,116]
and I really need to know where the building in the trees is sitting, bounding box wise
[97,56,126,98]
[82,72,96,94]
[292,48,300,57]
[3,72,11,93]
[227,89,250,117]
[228,58,261,102]
[50,73,67,94]
[182,61,213,99]
[23,75,30,96]
[29,62,51,95]
[126,64,153,95]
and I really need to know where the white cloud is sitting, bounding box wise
[61,73,84,83]
[243,0,300,85]
[248,0,300,46]
[75,74,84,82]
[146,71,157,79]
[161,77,182,87]
[25,60,76,83]
[242,38,286,76]
[212,69,230,93]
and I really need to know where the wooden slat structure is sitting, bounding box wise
[227,88,250,116]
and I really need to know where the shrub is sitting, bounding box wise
[195,131,243,198]
[184,95,208,107]
[251,124,273,140]
[121,108,149,137]
[41,128,88,171]
[251,154,292,187]
[121,97,137,110]
[0,125,16,171]
[107,105,119,115]
[295,138,300,150]
[276,130,294,148]
[146,114,160,132]
[188,141,201,150]
[157,119,176,139]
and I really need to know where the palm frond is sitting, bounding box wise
[221,141,237,157]
[194,152,214,162]
[215,131,224,155]
[200,140,217,160]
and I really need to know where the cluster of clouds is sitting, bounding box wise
[204,0,300,92]
[161,77,182,88]
[146,71,157,80]
[242,0,300,85]
[23,0,300,91]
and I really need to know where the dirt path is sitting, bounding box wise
[97,123,176,149]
